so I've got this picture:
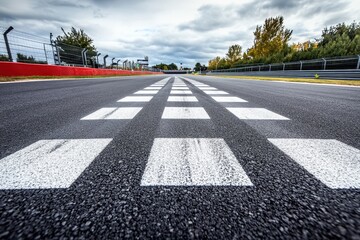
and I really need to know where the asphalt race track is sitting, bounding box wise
[0,75,359,239]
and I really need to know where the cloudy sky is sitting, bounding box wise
[1,0,359,68]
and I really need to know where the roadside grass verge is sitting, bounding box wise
[209,75,360,86]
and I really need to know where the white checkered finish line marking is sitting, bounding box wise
[81,107,142,120]
[172,87,189,90]
[162,107,210,119]
[212,96,248,102]
[269,139,360,189]
[0,139,112,189]
[204,91,229,95]
[198,87,218,90]
[167,96,198,102]
[141,138,253,186]
[118,96,153,102]
[227,108,289,120]
[144,87,162,90]
[134,90,159,95]
[170,90,192,95]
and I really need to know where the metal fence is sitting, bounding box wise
[211,55,360,73]
[0,25,151,70]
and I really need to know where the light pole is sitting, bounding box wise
[117,59,121,69]
[111,57,115,69]
[103,55,109,68]
[96,53,101,67]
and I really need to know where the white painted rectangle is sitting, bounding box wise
[141,138,253,186]
[118,96,153,102]
[204,91,229,95]
[172,85,187,87]
[198,87,217,90]
[167,96,198,102]
[0,139,112,189]
[268,139,360,189]
[212,96,248,102]
[227,108,289,120]
[81,107,142,120]
[162,107,210,119]
[134,90,159,94]
[144,87,162,90]
[172,87,189,90]
[170,90,192,95]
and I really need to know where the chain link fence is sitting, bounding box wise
[1,25,151,71]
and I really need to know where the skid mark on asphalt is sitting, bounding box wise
[141,138,253,186]
[0,139,112,189]
[81,107,143,120]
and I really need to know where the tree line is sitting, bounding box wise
[208,17,360,70]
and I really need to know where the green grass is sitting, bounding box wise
[209,75,360,86]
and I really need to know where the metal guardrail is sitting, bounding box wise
[0,25,154,71]
[208,69,360,80]
[211,55,360,73]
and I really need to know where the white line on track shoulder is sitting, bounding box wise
[212,96,248,102]
[167,96,198,102]
[227,107,289,120]
[81,107,142,120]
[0,139,112,189]
[268,138,360,189]
[141,138,253,186]
[162,107,210,119]
[118,96,153,102]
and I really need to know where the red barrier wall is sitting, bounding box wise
[0,62,162,77]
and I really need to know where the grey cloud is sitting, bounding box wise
[302,1,349,17]
[0,8,61,22]
[37,0,91,9]
[262,0,301,10]
[179,5,236,32]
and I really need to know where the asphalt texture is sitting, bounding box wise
[0,75,359,239]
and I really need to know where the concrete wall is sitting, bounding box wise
[0,62,162,77]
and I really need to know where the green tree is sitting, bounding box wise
[16,53,46,64]
[208,56,222,70]
[247,16,292,61]
[56,27,96,51]
[168,63,178,70]
[226,44,242,65]
[194,62,202,71]
[0,54,9,61]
